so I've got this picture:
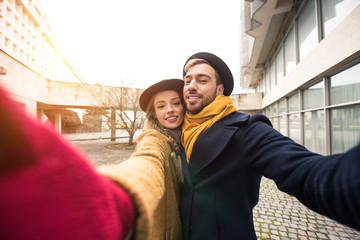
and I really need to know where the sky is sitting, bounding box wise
[39,0,244,93]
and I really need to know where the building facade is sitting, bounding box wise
[240,0,360,155]
[0,0,84,117]
[0,0,144,136]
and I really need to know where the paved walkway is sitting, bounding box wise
[71,139,360,240]
[254,178,359,240]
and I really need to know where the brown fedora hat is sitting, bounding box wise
[139,78,184,112]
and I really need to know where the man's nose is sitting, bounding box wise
[186,80,197,91]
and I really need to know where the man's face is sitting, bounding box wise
[183,63,224,115]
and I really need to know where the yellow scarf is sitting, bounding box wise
[181,95,236,163]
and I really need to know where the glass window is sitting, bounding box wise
[321,0,360,37]
[268,106,272,117]
[303,81,324,109]
[331,105,360,154]
[266,107,271,117]
[265,68,270,94]
[279,115,288,136]
[289,113,301,144]
[271,117,279,131]
[270,61,276,89]
[284,26,296,75]
[304,110,326,154]
[260,78,264,95]
[258,79,262,94]
[330,62,360,105]
[272,117,279,131]
[288,92,300,112]
[276,47,284,83]
[267,68,272,92]
[272,103,278,116]
[279,99,286,114]
[279,99,287,136]
[298,0,318,61]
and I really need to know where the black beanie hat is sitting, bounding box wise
[183,52,234,96]
[139,79,184,112]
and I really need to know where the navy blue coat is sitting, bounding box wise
[179,112,360,240]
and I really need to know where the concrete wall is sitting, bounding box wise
[1,49,141,119]
[0,50,48,117]
[46,81,104,107]
[231,92,262,115]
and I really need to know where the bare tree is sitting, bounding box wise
[83,82,145,145]
[109,86,145,145]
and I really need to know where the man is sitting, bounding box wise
[179,52,360,240]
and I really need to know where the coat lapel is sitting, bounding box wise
[180,149,193,187]
[188,112,249,179]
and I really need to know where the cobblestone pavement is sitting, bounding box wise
[254,178,360,240]
[72,140,360,240]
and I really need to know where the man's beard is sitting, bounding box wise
[186,89,217,115]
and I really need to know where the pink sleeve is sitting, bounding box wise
[0,87,135,240]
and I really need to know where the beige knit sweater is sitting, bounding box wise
[97,121,182,240]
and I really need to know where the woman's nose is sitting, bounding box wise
[166,105,174,113]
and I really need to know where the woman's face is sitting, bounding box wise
[154,90,184,129]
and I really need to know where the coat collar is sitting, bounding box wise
[187,112,250,179]
[220,111,250,126]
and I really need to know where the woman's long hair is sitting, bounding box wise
[145,94,183,154]
[145,94,184,182]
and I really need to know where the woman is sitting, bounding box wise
[0,79,184,240]
[97,78,185,240]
